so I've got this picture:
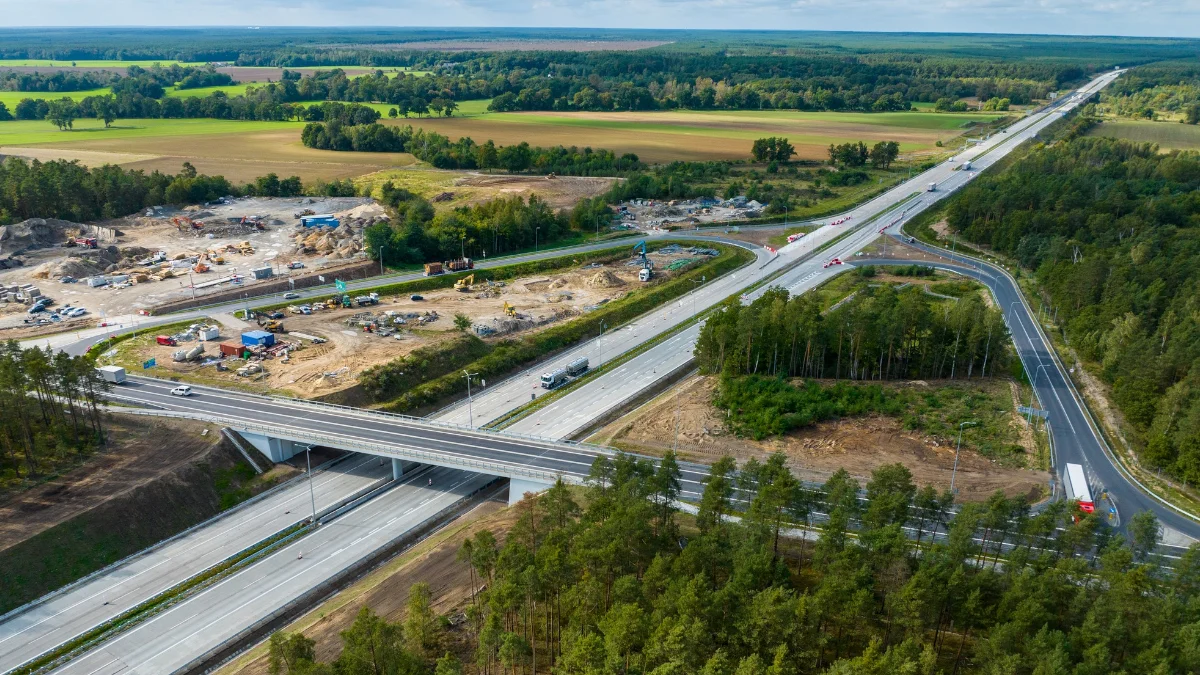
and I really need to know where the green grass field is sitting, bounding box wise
[0,89,110,109]
[1090,119,1200,151]
[164,84,254,98]
[0,117,304,145]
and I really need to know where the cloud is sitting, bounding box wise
[3,0,1200,36]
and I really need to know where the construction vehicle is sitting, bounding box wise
[423,262,444,276]
[455,274,475,292]
[262,320,285,333]
[67,236,98,249]
[193,262,210,273]
[355,293,380,306]
[502,301,517,317]
[341,295,352,308]
[326,297,340,309]
[639,267,653,282]
[445,258,474,272]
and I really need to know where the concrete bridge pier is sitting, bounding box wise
[240,433,299,463]
[508,477,554,506]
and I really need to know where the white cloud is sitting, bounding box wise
[3,0,1200,36]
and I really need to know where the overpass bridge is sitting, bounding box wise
[107,375,711,504]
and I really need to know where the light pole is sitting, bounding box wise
[950,421,977,494]
[598,321,607,367]
[186,272,196,300]
[689,275,706,320]
[1027,363,1050,425]
[535,227,540,253]
[302,443,317,524]
[463,370,480,427]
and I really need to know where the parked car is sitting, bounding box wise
[170,385,193,397]
[268,311,285,319]
[283,292,300,300]
[410,294,424,301]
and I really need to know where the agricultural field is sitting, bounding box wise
[355,167,615,211]
[1089,118,1200,151]
[0,118,413,183]
[392,107,1007,163]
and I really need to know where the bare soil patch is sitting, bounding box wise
[0,415,267,552]
[218,497,517,675]
[588,375,1047,502]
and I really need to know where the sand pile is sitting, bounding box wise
[586,269,624,288]
[0,218,82,255]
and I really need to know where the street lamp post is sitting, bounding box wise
[598,321,607,367]
[535,227,540,253]
[463,370,480,427]
[302,443,317,524]
[950,421,978,494]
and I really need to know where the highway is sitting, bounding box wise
[0,455,391,673]
[504,70,1122,441]
[854,247,1198,541]
[48,466,493,675]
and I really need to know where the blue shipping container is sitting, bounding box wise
[241,330,275,347]
[300,215,340,228]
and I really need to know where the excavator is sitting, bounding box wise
[454,274,475,293]
[633,241,653,282]
[502,301,517,317]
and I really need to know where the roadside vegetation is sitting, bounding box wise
[944,134,1200,486]
[0,341,109,492]
[271,455,1185,675]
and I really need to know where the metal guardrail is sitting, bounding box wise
[114,407,580,486]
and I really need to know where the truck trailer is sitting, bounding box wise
[96,365,126,384]
[541,368,569,390]
[566,357,589,377]
[1063,463,1095,513]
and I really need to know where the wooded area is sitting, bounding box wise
[269,453,1191,675]
[945,135,1200,484]
[0,341,108,485]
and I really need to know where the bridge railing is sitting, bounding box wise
[115,407,577,485]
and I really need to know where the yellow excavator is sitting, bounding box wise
[454,274,475,292]
[502,301,517,317]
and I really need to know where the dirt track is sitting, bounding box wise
[588,375,1047,502]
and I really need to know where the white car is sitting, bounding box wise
[170,385,193,397]
[67,307,88,317]
[284,292,301,300]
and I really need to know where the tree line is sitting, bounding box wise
[300,121,643,175]
[0,157,353,226]
[271,447,1191,675]
[828,141,900,169]
[696,286,1011,383]
[944,134,1200,486]
[0,341,108,483]
[0,63,233,94]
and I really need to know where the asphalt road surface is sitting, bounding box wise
[505,70,1121,442]
[48,466,492,675]
[0,455,391,673]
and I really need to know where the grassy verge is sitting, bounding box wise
[12,521,309,675]
[86,318,199,361]
[379,243,754,414]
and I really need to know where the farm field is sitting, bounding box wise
[0,118,413,183]
[394,108,1006,162]
[1089,118,1200,151]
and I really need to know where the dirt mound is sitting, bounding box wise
[0,218,82,255]
[31,245,154,279]
[586,269,625,288]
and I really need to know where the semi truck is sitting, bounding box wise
[541,368,569,390]
[445,258,474,272]
[1063,463,1095,513]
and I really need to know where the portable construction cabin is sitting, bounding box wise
[251,266,273,280]
[241,330,275,347]
[300,215,340,228]
[219,342,245,358]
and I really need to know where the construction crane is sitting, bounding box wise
[455,274,475,292]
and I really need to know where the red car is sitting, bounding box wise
[822,258,843,268]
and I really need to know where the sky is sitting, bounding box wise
[5,0,1200,38]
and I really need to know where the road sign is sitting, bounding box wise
[335,279,347,292]
[143,357,156,369]
[1017,405,1048,419]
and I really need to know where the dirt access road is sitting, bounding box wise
[588,375,1047,502]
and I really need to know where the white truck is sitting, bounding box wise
[1063,463,1095,513]
[541,368,569,390]
[96,365,127,384]
[927,182,938,192]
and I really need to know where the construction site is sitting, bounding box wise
[0,196,382,333]
[109,245,707,399]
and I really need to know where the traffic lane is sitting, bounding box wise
[0,454,389,670]
[509,324,700,441]
[855,257,1198,535]
[50,466,489,675]
[435,247,775,426]
[113,377,716,489]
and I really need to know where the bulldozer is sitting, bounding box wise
[502,301,518,317]
[326,297,340,309]
[262,320,285,333]
[454,274,475,293]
